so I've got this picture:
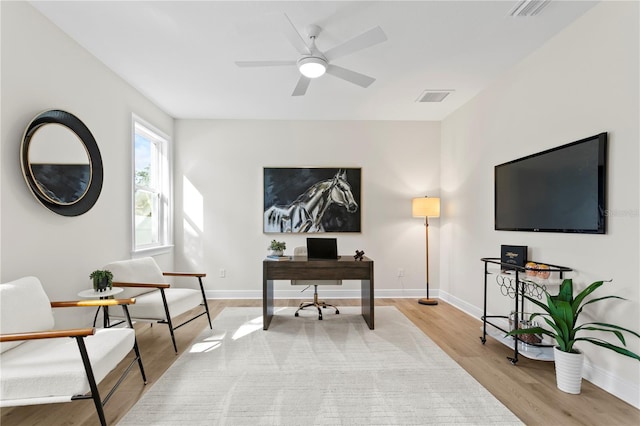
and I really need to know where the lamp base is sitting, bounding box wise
[418,298,438,306]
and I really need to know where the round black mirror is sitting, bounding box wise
[20,110,103,216]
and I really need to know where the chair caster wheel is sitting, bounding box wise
[336,310,340,314]
[319,317,323,320]
[295,312,299,317]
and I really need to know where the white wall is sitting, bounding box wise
[0,2,440,321]
[0,2,173,326]
[0,0,3,281]
[440,1,639,407]
[173,120,440,299]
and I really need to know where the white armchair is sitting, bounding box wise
[0,276,146,426]
[104,257,212,353]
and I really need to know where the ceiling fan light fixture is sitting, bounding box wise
[298,56,327,78]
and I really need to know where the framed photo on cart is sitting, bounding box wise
[263,167,361,233]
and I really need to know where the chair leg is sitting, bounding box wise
[294,285,339,320]
[313,287,322,320]
[155,277,212,355]
[167,319,178,354]
[317,301,340,315]
[159,289,179,354]
[122,305,147,383]
[75,336,107,426]
[133,342,147,383]
[294,301,316,317]
[198,276,213,329]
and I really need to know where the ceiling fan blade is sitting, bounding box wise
[235,60,296,67]
[292,75,311,96]
[323,26,387,61]
[281,13,311,55]
[326,65,375,88]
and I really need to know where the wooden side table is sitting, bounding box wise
[78,287,124,327]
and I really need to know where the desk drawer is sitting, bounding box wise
[264,260,372,280]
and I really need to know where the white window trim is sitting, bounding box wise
[131,114,173,255]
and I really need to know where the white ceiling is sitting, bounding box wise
[30,1,597,121]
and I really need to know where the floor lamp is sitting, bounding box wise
[412,196,440,306]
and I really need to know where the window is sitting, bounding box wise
[133,116,172,253]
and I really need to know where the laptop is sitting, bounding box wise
[306,237,339,260]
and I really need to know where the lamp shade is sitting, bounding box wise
[412,197,440,218]
[298,57,327,78]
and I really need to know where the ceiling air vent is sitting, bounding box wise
[509,0,550,17]
[416,90,453,103]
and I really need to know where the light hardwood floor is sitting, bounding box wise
[2,298,639,425]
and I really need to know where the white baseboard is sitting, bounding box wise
[582,358,640,408]
[437,289,483,319]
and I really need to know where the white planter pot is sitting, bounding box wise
[553,346,584,394]
[268,249,283,257]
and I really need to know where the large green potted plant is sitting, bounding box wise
[508,279,640,394]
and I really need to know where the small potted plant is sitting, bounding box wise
[90,269,113,292]
[268,240,286,256]
[507,279,640,394]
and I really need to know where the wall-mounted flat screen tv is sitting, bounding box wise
[495,133,607,234]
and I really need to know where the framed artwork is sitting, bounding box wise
[263,167,361,233]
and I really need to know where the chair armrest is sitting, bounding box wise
[163,272,206,278]
[0,328,95,342]
[51,298,137,308]
[112,281,170,289]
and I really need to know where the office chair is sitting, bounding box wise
[292,246,342,320]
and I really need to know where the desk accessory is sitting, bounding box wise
[306,237,338,260]
[266,255,291,261]
[500,245,527,271]
[268,240,286,256]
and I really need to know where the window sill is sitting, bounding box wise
[132,244,174,257]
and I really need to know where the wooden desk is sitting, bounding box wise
[263,256,374,330]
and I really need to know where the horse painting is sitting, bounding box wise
[264,168,360,233]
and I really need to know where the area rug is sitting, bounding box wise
[118,307,522,425]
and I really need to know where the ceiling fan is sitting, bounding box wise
[235,14,387,96]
